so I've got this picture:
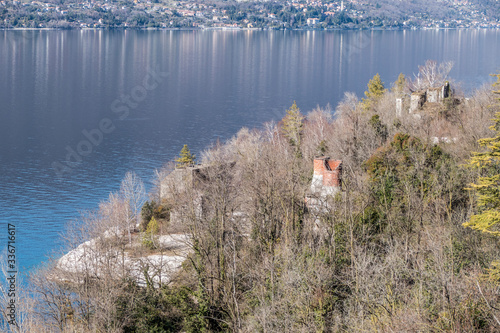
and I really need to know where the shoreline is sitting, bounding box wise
[1,26,500,32]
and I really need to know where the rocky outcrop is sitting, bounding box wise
[54,233,191,287]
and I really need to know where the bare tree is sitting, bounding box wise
[408,60,454,91]
[120,171,146,244]
[151,162,175,203]
[302,105,334,160]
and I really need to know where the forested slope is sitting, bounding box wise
[4,62,500,332]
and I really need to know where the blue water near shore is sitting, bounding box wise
[0,29,499,273]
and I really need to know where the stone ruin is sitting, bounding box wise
[396,82,452,115]
[160,162,236,225]
[306,156,342,212]
[311,157,342,195]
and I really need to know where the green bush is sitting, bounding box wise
[141,201,170,231]
[142,217,159,250]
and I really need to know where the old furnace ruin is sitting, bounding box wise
[311,157,342,195]
[396,82,453,116]
[307,156,343,211]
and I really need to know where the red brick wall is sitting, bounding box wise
[313,157,342,187]
[314,158,326,175]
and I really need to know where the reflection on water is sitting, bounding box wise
[0,29,499,270]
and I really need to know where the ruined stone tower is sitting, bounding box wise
[306,156,343,213]
[310,156,342,196]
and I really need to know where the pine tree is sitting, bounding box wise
[392,73,406,95]
[175,144,196,168]
[281,101,304,148]
[464,74,500,236]
[142,217,159,249]
[362,73,386,110]
[464,73,500,279]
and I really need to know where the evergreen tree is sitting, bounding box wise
[464,74,500,236]
[142,217,159,249]
[175,144,196,168]
[392,73,406,95]
[464,115,500,236]
[281,101,304,148]
[362,73,386,110]
[464,73,500,278]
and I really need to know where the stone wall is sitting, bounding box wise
[410,92,426,113]
[407,82,452,114]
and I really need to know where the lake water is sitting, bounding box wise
[0,29,499,272]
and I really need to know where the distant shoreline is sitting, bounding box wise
[1,27,500,32]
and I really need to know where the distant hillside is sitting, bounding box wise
[2,0,499,29]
